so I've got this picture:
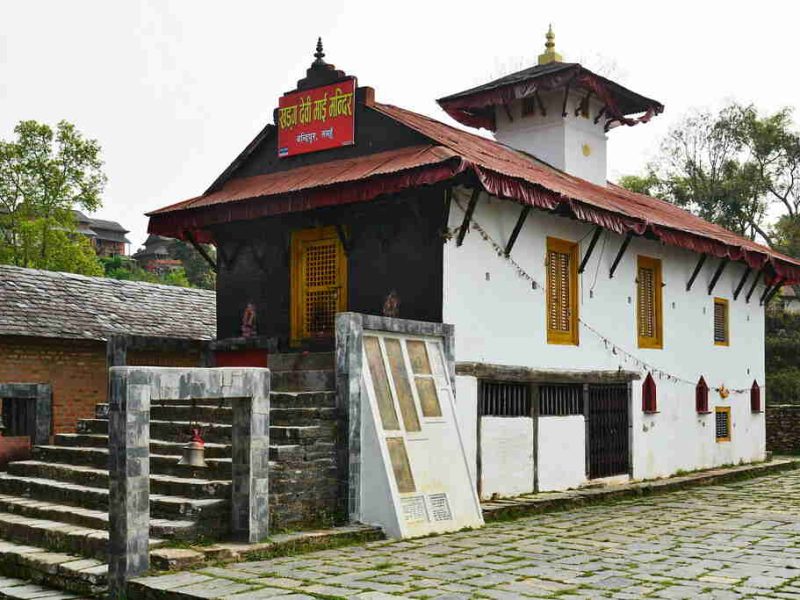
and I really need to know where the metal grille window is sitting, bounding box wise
[479,381,531,417]
[546,237,578,345]
[714,298,729,346]
[539,384,583,416]
[715,407,731,442]
[637,256,663,349]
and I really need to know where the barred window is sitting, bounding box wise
[546,237,579,345]
[714,298,729,346]
[479,381,531,417]
[637,256,663,349]
[715,407,731,442]
[539,384,583,416]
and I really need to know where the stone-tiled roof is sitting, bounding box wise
[0,265,216,341]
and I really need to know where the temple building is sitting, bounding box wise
[147,31,800,498]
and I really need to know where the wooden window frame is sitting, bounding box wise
[715,406,731,442]
[289,226,348,346]
[714,297,730,347]
[546,237,579,346]
[636,255,663,349]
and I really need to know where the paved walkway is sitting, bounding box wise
[133,469,800,599]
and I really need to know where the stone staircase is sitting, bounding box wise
[0,352,341,598]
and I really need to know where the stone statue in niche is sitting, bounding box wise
[241,302,257,338]
[382,290,400,318]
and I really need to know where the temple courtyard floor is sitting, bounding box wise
[133,467,800,599]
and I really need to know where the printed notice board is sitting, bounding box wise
[277,78,356,157]
[359,331,484,538]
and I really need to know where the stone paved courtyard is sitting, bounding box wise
[135,469,800,599]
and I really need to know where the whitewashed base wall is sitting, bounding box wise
[479,417,534,500]
[538,416,586,491]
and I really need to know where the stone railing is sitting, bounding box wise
[107,367,270,597]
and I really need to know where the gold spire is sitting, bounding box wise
[538,24,562,65]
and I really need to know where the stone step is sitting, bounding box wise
[271,369,334,392]
[0,512,165,562]
[268,351,335,372]
[32,446,231,478]
[54,434,231,459]
[149,405,232,424]
[0,575,89,600]
[270,391,336,409]
[0,474,227,521]
[77,419,233,445]
[7,462,230,500]
[0,542,107,597]
[0,494,195,540]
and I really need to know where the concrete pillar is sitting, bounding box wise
[230,371,271,542]
[108,367,151,599]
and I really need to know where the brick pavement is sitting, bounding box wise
[132,469,800,599]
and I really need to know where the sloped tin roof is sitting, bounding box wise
[0,265,216,341]
[147,101,800,283]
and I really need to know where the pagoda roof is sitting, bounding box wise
[147,100,800,284]
[437,62,664,131]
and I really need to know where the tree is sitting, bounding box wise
[0,120,106,275]
[168,240,216,289]
[101,254,191,288]
[619,103,800,251]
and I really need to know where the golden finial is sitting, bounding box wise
[538,24,563,65]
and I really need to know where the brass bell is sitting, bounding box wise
[178,428,207,468]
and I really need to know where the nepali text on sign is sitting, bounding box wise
[277,78,356,157]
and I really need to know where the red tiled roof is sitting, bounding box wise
[147,100,800,283]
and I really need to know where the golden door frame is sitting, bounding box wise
[290,226,348,345]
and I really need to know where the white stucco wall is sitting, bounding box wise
[494,92,608,186]
[455,375,478,483]
[537,416,586,491]
[479,417,534,499]
[444,191,767,486]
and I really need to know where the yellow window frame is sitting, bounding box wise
[546,237,579,346]
[714,297,730,347]
[636,255,663,349]
[715,406,731,442]
[290,226,348,346]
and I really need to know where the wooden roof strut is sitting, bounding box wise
[504,205,531,256]
[456,188,481,247]
[609,233,633,279]
[578,227,603,274]
[707,259,728,295]
[686,255,706,291]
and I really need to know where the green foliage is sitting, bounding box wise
[0,120,106,274]
[100,254,190,288]
[167,240,216,289]
[766,310,800,404]
[618,103,800,252]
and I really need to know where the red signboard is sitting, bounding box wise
[277,78,356,158]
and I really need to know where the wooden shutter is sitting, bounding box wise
[546,237,578,345]
[715,407,731,442]
[637,256,663,349]
[696,376,709,413]
[642,372,657,413]
[714,298,729,346]
[751,380,761,413]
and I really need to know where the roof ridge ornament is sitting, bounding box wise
[313,37,326,66]
[538,24,563,65]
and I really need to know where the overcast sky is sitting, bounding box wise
[2,1,798,249]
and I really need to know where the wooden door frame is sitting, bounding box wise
[290,226,348,346]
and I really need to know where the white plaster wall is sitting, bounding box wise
[455,375,478,483]
[538,416,587,491]
[444,192,767,485]
[494,92,608,186]
[479,417,534,499]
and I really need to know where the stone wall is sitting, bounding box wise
[0,335,204,434]
[766,404,800,454]
[269,415,344,530]
[0,336,106,434]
